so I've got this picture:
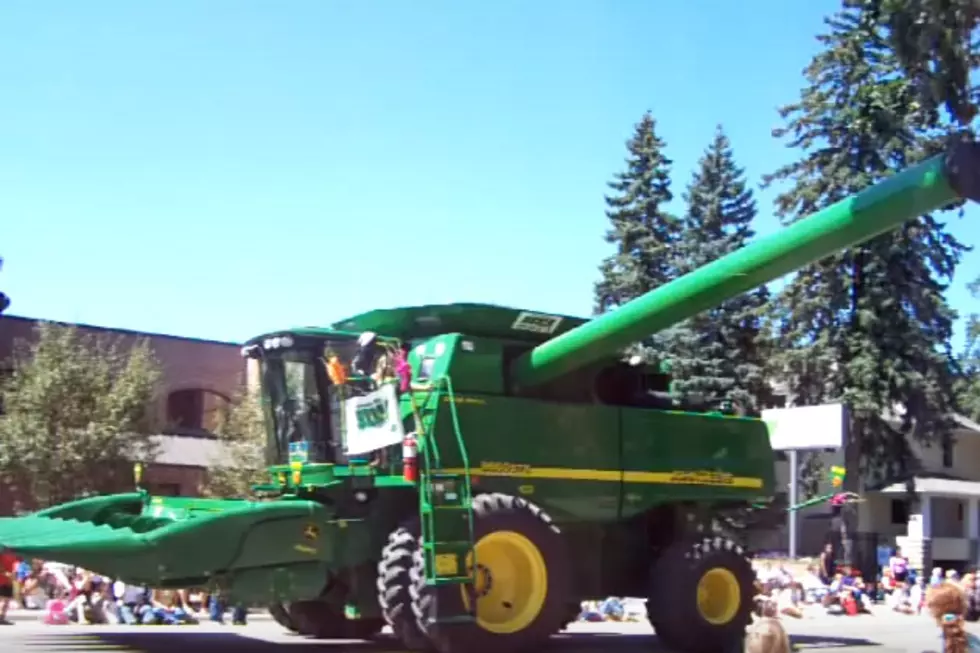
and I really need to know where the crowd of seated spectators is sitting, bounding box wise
[1,553,247,626]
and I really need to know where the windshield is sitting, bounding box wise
[260,350,329,465]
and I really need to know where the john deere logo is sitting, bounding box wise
[303,524,320,541]
[356,396,389,430]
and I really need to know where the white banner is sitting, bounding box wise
[343,383,406,456]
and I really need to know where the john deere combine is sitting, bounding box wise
[1,141,979,653]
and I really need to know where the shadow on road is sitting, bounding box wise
[557,632,881,651]
[8,630,883,652]
[789,633,881,648]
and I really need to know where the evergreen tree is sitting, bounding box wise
[875,0,979,126]
[956,275,980,421]
[665,126,771,414]
[765,5,971,481]
[762,3,976,561]
[594,111,680,363]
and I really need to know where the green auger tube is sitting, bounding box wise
[0,492,340,603]
[512,140,980,388]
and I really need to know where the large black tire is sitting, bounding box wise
[268,602,298,632]
[288,600,385,639]
[378,524,431,650]
[647,536,755,653]
[409,493,570,653]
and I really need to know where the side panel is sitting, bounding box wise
[619,409,776,517]
[433,395,622,524]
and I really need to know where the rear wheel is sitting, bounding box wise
[410,493,570,653]
[647,536,755,653]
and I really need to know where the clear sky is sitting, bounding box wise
[2,1,978,346]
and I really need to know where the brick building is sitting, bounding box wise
[0,315,247,506]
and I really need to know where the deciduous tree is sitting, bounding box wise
[200,386,268,499]
[0,322,161,509]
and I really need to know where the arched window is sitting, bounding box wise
[166,388,229,434]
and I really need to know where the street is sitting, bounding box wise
[0,613,965,653]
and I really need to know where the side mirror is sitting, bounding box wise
[240,344,261,359]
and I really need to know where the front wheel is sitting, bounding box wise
[268,602,298,632]
[410,493,571,653]
[378,522,431,650]
[647,536,755,653]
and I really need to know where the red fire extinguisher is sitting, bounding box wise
[403,433,418,483]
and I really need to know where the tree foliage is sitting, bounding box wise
[665,126,771,414]
[762,3,975,490]
[200,385,268,499]
[0,322,161,509]
[956,275,980,421]
[594,111,680,363]
[872,0,979,126]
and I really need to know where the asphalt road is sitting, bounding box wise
[0,613,965,653]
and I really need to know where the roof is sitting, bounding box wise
[953,413,980,434]
[250,303,590,345]
[877,475,980,497]
[1,314,240,348]
[332,303,588,342]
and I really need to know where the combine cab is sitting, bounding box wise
[2,141,979,653]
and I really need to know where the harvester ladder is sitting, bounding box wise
[414,375,476,621]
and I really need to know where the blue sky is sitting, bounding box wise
[2,1,978,346]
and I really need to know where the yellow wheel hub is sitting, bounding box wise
[461,530,548,635]
[696,567,741,625]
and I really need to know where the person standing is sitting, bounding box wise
[0,550,18,625]
[208,591,247,626]
[889,547,909,583]
[818,543,834,585]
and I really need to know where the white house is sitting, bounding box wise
[756,409,980,572]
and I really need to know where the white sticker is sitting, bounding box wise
[511,311,563,335]
[461,340,475,352]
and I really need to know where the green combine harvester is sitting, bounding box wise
[2,141,979,653]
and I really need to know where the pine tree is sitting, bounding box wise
[594,111,680,363]
[956,275,980,421]
[665,126,771,414]
[763,3,976,560]
[876,0,979,125]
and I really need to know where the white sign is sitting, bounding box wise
[343,384,406,456]
[761,403,846,451]
[511,311,563,335]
